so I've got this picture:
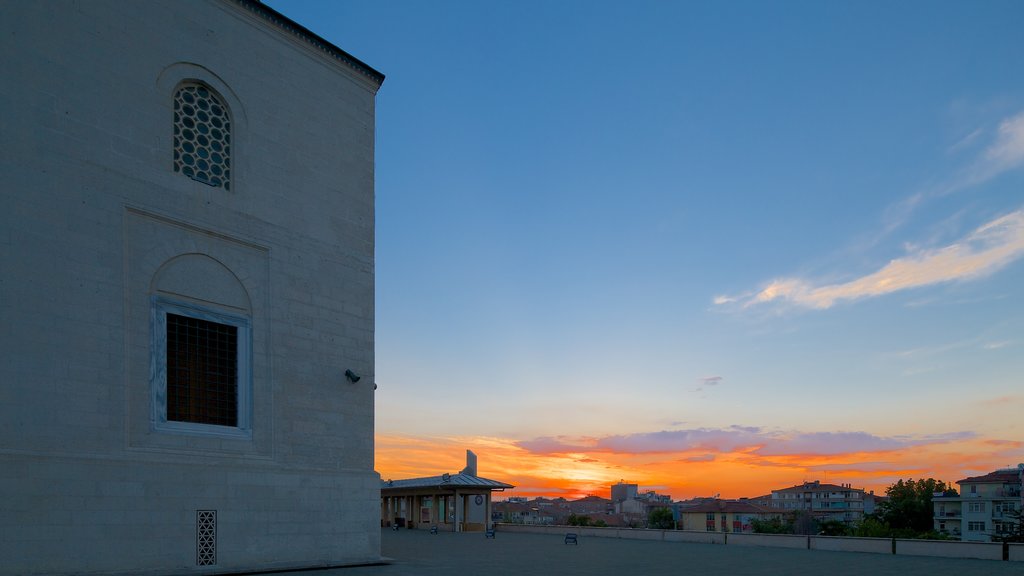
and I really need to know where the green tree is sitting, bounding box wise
[993,509,1024,543]
[876,478,957,534]
[851,517,892,538]
[750,516,791,534]
[567,513,591,527]
[788,510,817,535]
[816,518,849,536]
[648,507,675,529]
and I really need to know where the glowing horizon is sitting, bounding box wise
[375,431,1024,502]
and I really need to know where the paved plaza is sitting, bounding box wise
[301,529,1020,576]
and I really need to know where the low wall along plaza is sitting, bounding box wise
[495,524,1022,562]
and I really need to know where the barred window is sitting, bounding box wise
[167,313,238,426]
[174,83,231,190]
[152,298,251,437]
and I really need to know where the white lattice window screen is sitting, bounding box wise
[174,84,231,190]
[196,510,217,566]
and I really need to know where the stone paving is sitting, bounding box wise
[304,529,1020,576]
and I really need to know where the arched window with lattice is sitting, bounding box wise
[173,83,231,190]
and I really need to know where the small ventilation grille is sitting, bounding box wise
[196,510,217,566]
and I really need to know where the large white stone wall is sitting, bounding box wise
[0,1,381,574]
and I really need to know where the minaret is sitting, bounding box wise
[460,450,478,476]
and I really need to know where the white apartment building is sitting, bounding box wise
[758,481,876,523]
[0,1,383,574]
[934,465,1024,541]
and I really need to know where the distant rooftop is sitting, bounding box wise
[773,481,864,493]
[678,498,769,514]
[958,466,1023,485]
[381,472,514,491]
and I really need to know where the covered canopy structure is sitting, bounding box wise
[380,451,514,532]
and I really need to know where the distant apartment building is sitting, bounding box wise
[610,482,672,521]
[752,481,876,523]
[569,495,614,515]
[933,464,1023,541]
[612,482,639,503]
[638,490,674,504]
[493,495,613,525]
[676,499,774,533]
[492,498,560,525]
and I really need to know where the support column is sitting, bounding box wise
[454,490,461,532]
[486,492,492,529]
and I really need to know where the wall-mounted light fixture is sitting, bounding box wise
[345,369,361,383]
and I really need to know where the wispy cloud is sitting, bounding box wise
[718,209,1024,310]
[947,127,984,154]
[983,340,1012,350]
[955,111,1024,191]
[978,395,1023,407]
[716,109,1024,312]
[867,111,1024,237]
[516,427,975,457]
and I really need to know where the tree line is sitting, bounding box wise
[750,477,1022,542]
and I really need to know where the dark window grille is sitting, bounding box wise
[167,313,238,426]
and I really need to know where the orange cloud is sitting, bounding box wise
[375,431,1019,500]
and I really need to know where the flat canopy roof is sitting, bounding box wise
[381,472,514,494]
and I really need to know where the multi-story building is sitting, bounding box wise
[568,495,614,515]
[611,482,639,503]
[753,481,876,524]
[933,465,1023,541]
[676,499,774,533]
[492,499,556,525]
[1,1,383,573]
[493,495,614,526]
[638,489,674,504]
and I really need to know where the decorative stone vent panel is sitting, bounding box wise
[196,510,217,566]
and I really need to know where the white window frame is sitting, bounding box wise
[151,297,252,439]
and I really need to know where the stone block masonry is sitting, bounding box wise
[0,1,383,573]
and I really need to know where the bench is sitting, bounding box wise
[564,533,578,545]
[430,525,438,534]
[484,528,496,539]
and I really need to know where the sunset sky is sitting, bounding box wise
[270,0,1024,500]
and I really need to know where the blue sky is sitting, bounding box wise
[269,0,1023,496]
